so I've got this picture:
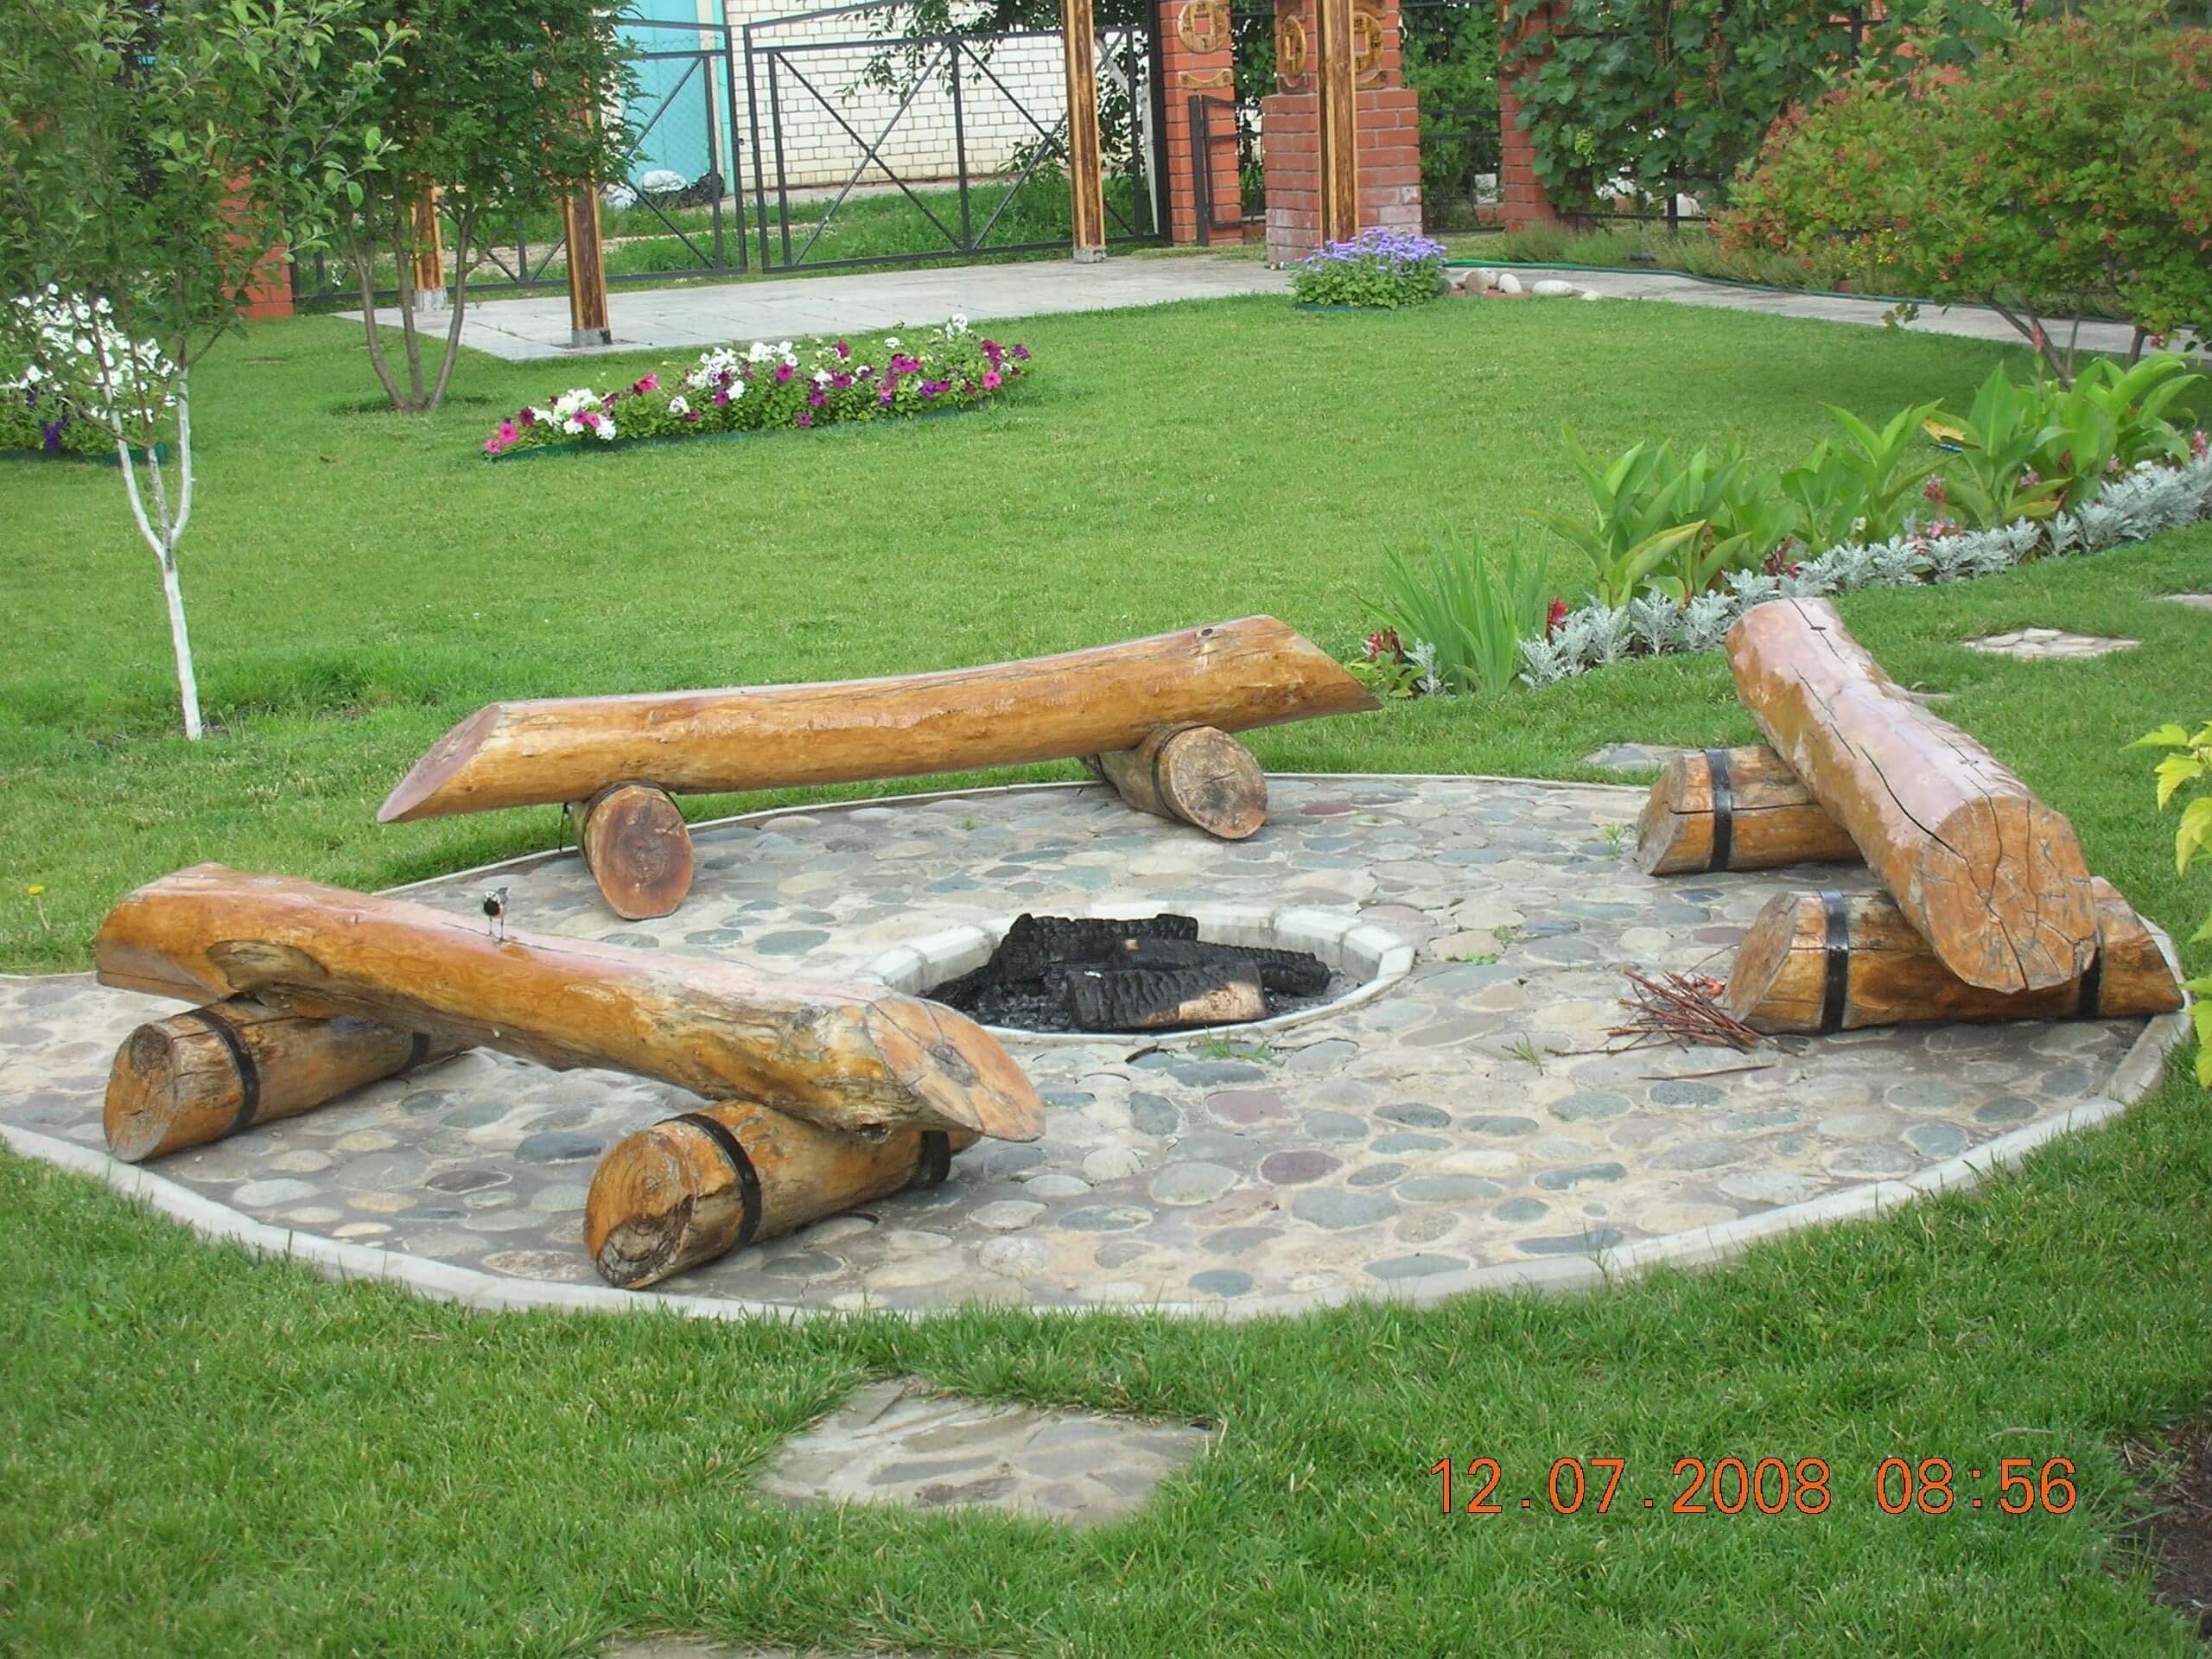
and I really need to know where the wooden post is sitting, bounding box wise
[576,782,694,920]
[1313,0,1358,243]
[1725,880,2184,1034]
[585,1104,979,1288]
[104,998,466,1163]
[1061,0,1108,262]
[1086,724,1269,840]
[409,188,445,308]
[561,182,611,347]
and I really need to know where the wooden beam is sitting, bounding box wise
[1087,723,1268,840]
[1635,745,1862,875]
[105,998,465,1163]
[585,1103,979,1288]
[1726,880,2183,1034]
[378,616,1376,823]
[1313,0,1359,243]
[1060,0,1108,260]
[560,182,610,348]
[1726,599,2098,993]
[94,866,1046,1144]
[409,188,444,305]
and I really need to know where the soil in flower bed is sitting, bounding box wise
[2125,1420,2212,1640]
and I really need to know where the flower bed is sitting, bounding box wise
[3,288,175,459]
[1289,229,1448,309]
[480,317,1029,459]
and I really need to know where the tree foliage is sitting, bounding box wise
[330,0,634,413]
[1721,2,2212,378]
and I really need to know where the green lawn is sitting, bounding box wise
[3,294,2210,1656]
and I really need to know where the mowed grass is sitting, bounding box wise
[2,294,2210,1657]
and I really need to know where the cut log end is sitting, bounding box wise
[103,1020,190,1163]
[577,782,694,920]
[377,702,504,823]
[1091,725,1269,840]
[861,995,1047,1143]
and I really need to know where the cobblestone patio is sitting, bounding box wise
[0,777,2168,1317]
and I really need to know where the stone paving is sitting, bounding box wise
[1963,626,2139,661]
[2154,593,2212,612]
[0,777,2156,1315]
[755,1376,1212,1527]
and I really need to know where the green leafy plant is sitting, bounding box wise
[1289,229,1449,309]
[1366,533,1550,696]
[1824,401,1943,543]
[2128,719,2212,1085]
[1925,369,2071,530]
[1532,429,1710,606]
[1722,3,2212,385]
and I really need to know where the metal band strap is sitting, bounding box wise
[184,1005,262,1136]
[2075,950,2104,1019]
[671,1111,763,1248]
[404,1031,432,1071]
[917,1129,952,1188]
[1703,747,1735,873]
[1819,890,1851,1036]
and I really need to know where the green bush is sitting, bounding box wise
[1363,534,1549,696]
[1721,2,2212,381]
[2131,718,2212,1084]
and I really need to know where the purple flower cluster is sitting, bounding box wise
[1288,226,1448,308]
[1298,226,1448,272]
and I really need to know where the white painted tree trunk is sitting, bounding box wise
[113,371,204,740]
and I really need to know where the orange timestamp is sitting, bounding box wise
[1430,1456,2079,1517]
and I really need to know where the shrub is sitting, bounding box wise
[1363,535,1550,696]
[2130,719,2212,1085]
[481,319,1028,458]
[1721,2,2212,383]
[1288,229,1447,309]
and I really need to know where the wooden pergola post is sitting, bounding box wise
[410,188,446,310]
[561,183,611,347]
[1312,0,1358,243]
[1060,0,1108,262]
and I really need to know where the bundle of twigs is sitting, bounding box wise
[1608,969,1761,1052]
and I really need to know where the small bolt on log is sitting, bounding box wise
[104,997,465,1162]
[575,781,693,919]
[585,1102,978,1289]
[1084,723,1268,840]
[1725,879,2184,1035]
[1634,746,1863,876]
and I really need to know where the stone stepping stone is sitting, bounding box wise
[2153,593,2212,612]
[1961,627,2138,660]
[1580,742,1684,773]
[754,1376,1213,1528]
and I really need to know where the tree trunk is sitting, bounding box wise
[1725,879,2184,1034]
[1726,598,2098,993]
[584,1103,978,1289]
[576,782,693,919]
[378,615,1376,823]
[1634,745,1862,875]
[94,866,1045,1144]
[105,997,465,1162]
[1086,723,1269,840]
[111,377,202,741]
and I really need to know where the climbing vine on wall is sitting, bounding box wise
[1498,0,2016,213]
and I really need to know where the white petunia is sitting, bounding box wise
[668,395,690,417]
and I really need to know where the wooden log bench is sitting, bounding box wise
[1635,745,1864,876]
[378,617,1376,918]
[94,866,1045,1147]
[1726,599,2099,994]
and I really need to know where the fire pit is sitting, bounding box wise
[865,903,1414,1046]
[924,913,1335,1033]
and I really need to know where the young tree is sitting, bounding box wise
[336,0,633,415]
[1721,2,2212,384]
[0,0,404,740]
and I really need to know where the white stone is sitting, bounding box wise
[1530,278,1578,298]
[978,1234,1052,1274]
[969,1199,1046,1231]
[1081,1147,1143,1182]
[1025,1173,1091,1199]
[1580,289,1605,302]
[234,1179,319,1207]
[1495,272,1524,296]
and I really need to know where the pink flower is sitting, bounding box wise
[834,341,851,359]
[1923,475,1946,505]
[496,421,518,445]
[796,410,813,428]
[879,386,894,407]
[713,389,730,407]
[2192,429,2209,460]
[831,372,853,390]
[775,362,794,384]
[483,435,503,455]
[518,407,537,428]
[1011,344,1030,362]
[807,389,826,408]
[632,372,659,395]
[982,369,1001,391]
[1544,599,1567,639]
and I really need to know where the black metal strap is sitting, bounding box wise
[672,1111,763,1248]
[1703,747,1735,873]
[917,1129,952,1188]
[185,1005,262,1136]
[2076,950,2104,1019]
[404,1031,432,1071]
[1819,890,1851,1035]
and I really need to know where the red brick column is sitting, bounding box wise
[1263,0,1421,264]
[1497,0,1564,229]
[1158,0,1243,244]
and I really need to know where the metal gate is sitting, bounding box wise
[741,0,1164,274]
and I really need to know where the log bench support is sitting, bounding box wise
[1084,723,1269,840]
[1636,746,1864,876]
[575,781,693,920]
[585,1103,980,1288]
[1725,879,2183,1034]
[104,997,466,1163]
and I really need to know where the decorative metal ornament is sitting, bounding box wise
[1175,0,1230,55]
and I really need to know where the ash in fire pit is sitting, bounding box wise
[926,914,1335,1034]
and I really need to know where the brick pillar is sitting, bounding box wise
[1497,0,1564,230]
[1263,0,1421,265]
[1159,0,1243,244]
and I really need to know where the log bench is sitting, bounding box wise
[378,617,1377,919]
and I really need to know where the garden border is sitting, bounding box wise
[0,776,2189,1325]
